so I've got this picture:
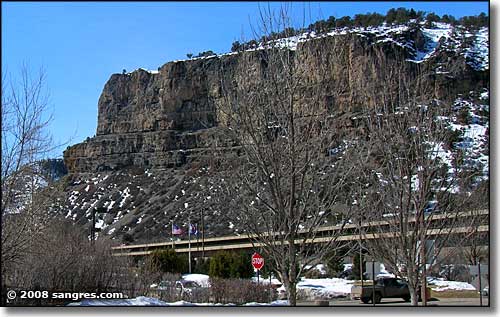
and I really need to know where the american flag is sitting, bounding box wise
[172,224,182,235]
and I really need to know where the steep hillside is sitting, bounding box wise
[60,21,489,243]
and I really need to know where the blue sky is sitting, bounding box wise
[2,1,489,158]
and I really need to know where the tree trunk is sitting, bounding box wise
[409,286,419,306]
[288,281,297,306]
[420,272,427,306]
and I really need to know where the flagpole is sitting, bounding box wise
[201,208,205,259]
[188,217,192,274]
[172,221,175,250]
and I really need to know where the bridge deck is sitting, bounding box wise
[111,210,488,257]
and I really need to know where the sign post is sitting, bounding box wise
[478,261,482,306]
[365,260,380,306]
[252,253,264,284]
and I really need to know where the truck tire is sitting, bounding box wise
[374,293,382,304]
[361,297,370,304]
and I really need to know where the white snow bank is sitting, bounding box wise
[428,278,476,292]
[67,296,170,306]
[68,296,288,306]
[243,300,289,306]
[277,278,355,300]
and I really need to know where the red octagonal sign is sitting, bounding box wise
[251,252,264,270]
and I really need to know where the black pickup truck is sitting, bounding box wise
[360,278,412,304]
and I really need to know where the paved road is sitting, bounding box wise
[298,297,489,306]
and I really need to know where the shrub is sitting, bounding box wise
[209,278,275,304]
[304,269,322,279]
[194,257,210,275]
[326,250,347,277]
[231,41,241,52]
[194,50,216,58]
[150,249,189,274]
[209,251,253,279]
[457,109,472,125]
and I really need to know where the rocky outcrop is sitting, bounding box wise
[64,26,487,174]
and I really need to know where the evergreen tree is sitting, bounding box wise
[231,41,241,52]
[386,8,397,24]
[209,251,253,278]
[150,249,188,274]
[335,16,352,28]
[325,250,346,277]
[441,14,457,25]
[326,16,336,29]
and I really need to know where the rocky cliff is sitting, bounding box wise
[60,22,489,242]
[64,24,488,174]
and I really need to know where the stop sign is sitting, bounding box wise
[252,252,264,270]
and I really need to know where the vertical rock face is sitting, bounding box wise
[96,59,221,136]
[64,28,487,174]
[64,57,228,173]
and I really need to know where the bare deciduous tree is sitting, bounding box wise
[1,64,55,294]
[351,64,487,305]
[202,7,358,306]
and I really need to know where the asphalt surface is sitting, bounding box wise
[298,297,489,307]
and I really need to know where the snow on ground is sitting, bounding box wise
[410,22,453,63]
[128,22,488,77]
[427,141,455,170]
[242,300,289,306]
[448,97,489,178]
[276,278,355,300]
[68,296,288,306]
[69,275,477,306]
[94,218,106,230]
[304,263,327,275]
[427,278,476,292]
[119,187,131,208]
[68,296,171,306]
[251,276,283,286]
[464,27,489,70]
